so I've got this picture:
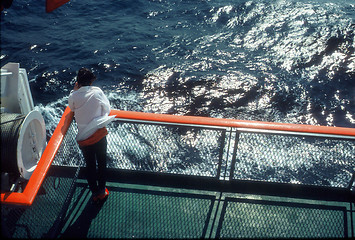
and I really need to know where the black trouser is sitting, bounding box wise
[80,136,107,195]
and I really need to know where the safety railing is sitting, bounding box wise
[1,106,355,206]
[0,107,74,206]
[108,110,355,188]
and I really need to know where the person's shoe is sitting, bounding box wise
[92,193,100,202]
[93,188,109,202]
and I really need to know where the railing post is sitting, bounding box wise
[229,130,240,181]
[216,130,226,180]
[347,172,355,191]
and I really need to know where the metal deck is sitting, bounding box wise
[2,166,354,238]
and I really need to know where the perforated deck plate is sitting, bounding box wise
[214,193,353,239]
[59,180,219,238]
[2,178,354,238]
[58,180,354,239]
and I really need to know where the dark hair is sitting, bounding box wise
[77,68,96,86]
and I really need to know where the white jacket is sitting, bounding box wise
[68,86,116,141]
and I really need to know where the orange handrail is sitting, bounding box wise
[46,0,70,12]
[1,107,74,206]
[111,110,355,137]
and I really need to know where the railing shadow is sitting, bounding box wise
[60,196,106,238]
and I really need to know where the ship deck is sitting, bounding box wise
[2,165,354,238]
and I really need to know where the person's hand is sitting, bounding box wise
[74,82,80,91]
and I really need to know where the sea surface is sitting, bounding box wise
[1,0,354,186]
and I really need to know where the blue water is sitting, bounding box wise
[1,0,355,186]
[1,0,354,186]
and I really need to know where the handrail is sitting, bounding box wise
[1,107,74,206]
[46,0,70,12]
[111,110,355,138]
[1,107,354,206]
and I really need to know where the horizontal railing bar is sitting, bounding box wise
[236,128,355,140]
[111,110,355,139]
[113,117,229,131]
[114,117,355,140]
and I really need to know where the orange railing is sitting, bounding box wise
[1,107,74,206]
[1,106,354,205]
[110,110,355,138]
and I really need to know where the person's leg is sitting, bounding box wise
[81,145,99,194]
[95,136,107,195]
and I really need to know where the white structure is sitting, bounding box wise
[1,63,46,180]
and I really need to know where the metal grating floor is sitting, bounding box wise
[2,174,354,239]
[60,181,354,239]
[60,181,217,238]
[217,196,350,238]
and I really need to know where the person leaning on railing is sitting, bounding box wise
[68,67,116,203]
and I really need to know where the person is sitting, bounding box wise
[68,67,115,202]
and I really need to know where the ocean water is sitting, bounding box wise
[1,0,354,185]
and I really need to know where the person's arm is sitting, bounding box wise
[96,88,111,116]
[101,96,111,115]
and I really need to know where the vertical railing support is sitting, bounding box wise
[229,130,240,180]
[216,130,226,180]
